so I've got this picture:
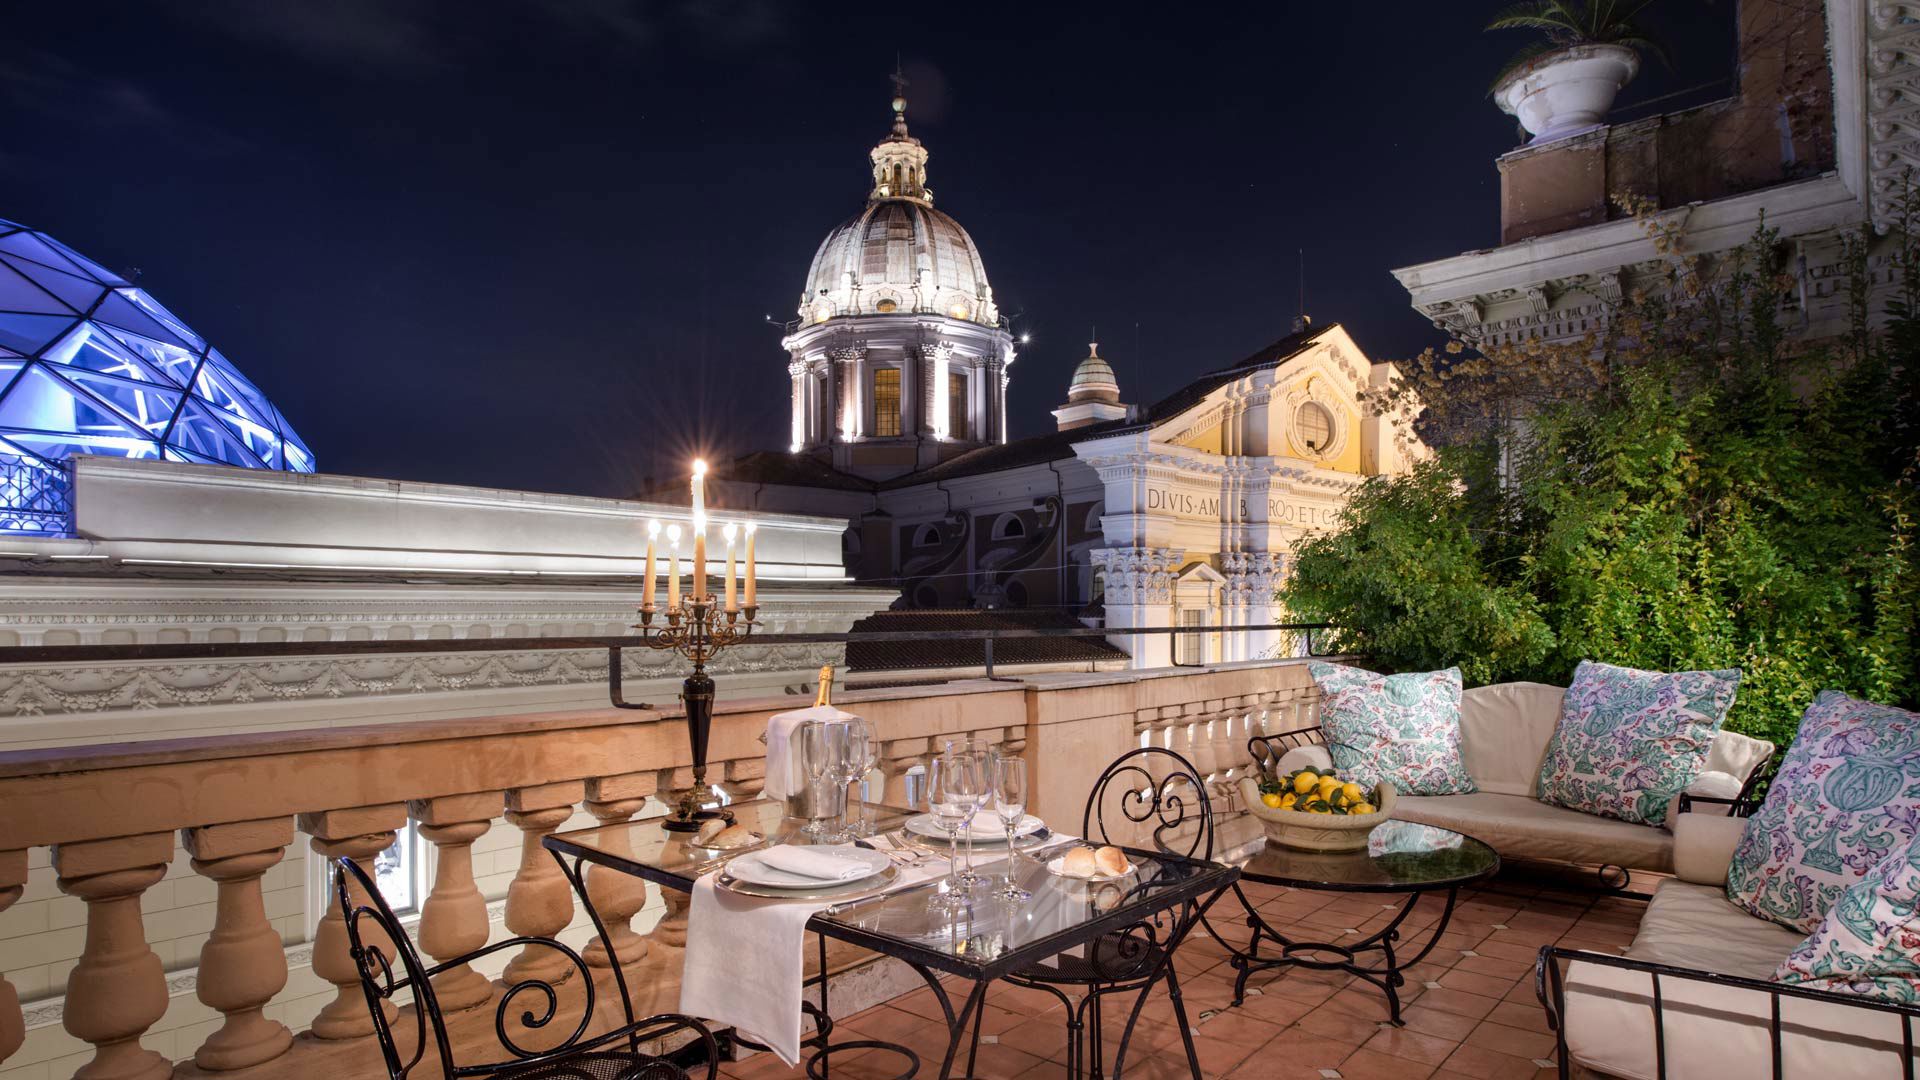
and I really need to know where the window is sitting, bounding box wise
[1296,402,1334,453]
[947,372,968,440]
[992,513,1025,540]
[872,368,901,437]
[913,524,941,548]
[1178,609,1206,665]
[874,297,898,313]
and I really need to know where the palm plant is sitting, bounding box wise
[1487,0,1671,91]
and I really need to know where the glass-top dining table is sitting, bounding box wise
[544,798,1239,1078]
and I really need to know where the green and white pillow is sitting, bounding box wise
[1774,833,1920,1004]
[1308,662,1475,796]
[1728,691,1920,932]
[1536,660,1740,827]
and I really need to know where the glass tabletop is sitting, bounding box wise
[545,798,1238,978]
[1213,816,1500,892]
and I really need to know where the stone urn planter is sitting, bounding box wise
[1237,776,1398,853]
[1494,43,1640,145]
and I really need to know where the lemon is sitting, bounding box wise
[1352,801,1377,815]
[1341,782,1366,803]
[1317,777,1340,799]
[1261,792,1285,809]
[1292,772,1318,795]
[1279,793,1297,809]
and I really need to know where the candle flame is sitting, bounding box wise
[647,519,661,538]
[745,521,757,535]
[666,523,682,543]
[692,459,708,476]
[722,522,738,543]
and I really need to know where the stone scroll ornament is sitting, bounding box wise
[1728,691,1920,932]
[1307,662,1476,796]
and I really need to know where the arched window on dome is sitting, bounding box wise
[913,523,941,548]
[991,513,1025,541]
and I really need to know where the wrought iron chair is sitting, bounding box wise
[334,856,718,1080]
[990,747,1217,1080]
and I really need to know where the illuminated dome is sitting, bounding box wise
[796,91,999,328]
[0,218,314,536]
[1067,342,1121,404]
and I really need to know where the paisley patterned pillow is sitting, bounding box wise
[1536,660,1740,827]
[1308,663,1475,796]
[1773,834,1920,1005]
[1728,692,1920,932]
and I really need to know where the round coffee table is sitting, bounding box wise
[1205,818,1499,1025]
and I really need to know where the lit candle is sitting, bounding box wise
[666,523,682,612]
[643,519,660,612]
[723,522,738,613]
[744,521,757,609]
[691,460,708,602]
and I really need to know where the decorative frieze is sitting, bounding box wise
[1090,547,1183,606]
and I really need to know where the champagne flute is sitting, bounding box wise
[846,718,880,837]
[992,755,1031,901]
[943,737,991,889]
[928,751,983,911]
[824,718,870,842]
[797,721,847,840]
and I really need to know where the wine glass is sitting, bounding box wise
[991,755,1031,901]
[928,751,984,911]
[845,718,880,837]
[943,738,991,889]
[823,718,871,842]
[797,721,848,840]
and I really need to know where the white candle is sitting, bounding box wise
[643,519,660,612]
[666,523,682,612]
[691,460,708,602]
[744,522,757,609]
[723,523,738,613]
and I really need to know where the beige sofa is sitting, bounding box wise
[1548,813,1920,1078]
[1269,681,1776,876]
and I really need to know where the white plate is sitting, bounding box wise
[905,813,1045,842]
[723,846,891,889]
[1046,851,1137,882]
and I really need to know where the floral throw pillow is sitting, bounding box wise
[1309,662,1475,796]
[1728,692,1920,932]
[1773,834,1920,1005]
[1536,660,1739,827]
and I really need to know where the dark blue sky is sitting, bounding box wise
[2,1,1735,496]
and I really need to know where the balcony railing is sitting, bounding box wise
[0,649,1330,1079]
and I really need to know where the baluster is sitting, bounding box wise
[183,819,295,1070]
[582,774,653,971]
[52,833,172,1080]
[300,805,406,1040]
[504,781,583,985]
[411,793,503,1012]
[653,887,690,948]
[0,850,23,1066]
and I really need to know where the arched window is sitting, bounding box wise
[992,513,1026,541]
[913,524,941,548]
[1005,580,1029,607]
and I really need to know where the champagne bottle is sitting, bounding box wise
[813,664,834,708]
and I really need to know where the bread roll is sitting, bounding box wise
[1094,846,1129,877]
[1061,847,1098,879]
[710,823,759,849]
[695,818,727,844]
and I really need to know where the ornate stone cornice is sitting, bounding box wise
[1089,547,1183,606]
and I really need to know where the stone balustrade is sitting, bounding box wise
[0,657,1326,1078]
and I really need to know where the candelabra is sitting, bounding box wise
[636,596,758,831]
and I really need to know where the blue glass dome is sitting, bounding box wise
[0,218,313,536]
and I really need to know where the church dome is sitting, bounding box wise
[795,88,999,328]
[0,218,314,535]
[1067,342,1121,404]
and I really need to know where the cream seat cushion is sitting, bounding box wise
[1394,791,1675,872]
[1562,880,1917,1079]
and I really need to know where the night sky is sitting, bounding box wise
[3,1,1736,497]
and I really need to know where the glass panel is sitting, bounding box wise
[1,427,162,460]
[87,292,194,352]
[0,255,106,314]
[0,232,89,278]
[97,325,201,387]
[204,396,281,467]
[38,235,127,285]
[0,313,78,356]
[41,323,169,382]
[0,365,155,440]
[872,368,901,437]
[275,407,315,471]
[165,400,266,468]
[0,266,73,316]
[59,368,182,435]
[115,288,203,351]
[197,350,277,422]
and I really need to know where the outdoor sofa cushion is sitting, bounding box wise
[1392,791,1678,873]
[1536,660,1741,827]
[1728,691,1920,932]
[1307,662,1476,795]
[1776,833,1920,1005]
[1561,879,1917,1079]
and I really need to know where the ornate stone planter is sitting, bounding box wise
[1494,43,1640,144]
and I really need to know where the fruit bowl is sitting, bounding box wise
[1236,775,1397,852]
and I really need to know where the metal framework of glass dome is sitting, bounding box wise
[0,218,313,536]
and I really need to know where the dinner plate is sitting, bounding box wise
[716,862,900,901]
[905,813,1045,842]
[1045,852,1137,882]
[723,846,892,889]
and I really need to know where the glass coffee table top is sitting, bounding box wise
[1213,816,1499,892]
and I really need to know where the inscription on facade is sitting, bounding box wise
[1141,486,1335,529]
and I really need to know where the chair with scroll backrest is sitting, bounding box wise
[336,856,717,1079]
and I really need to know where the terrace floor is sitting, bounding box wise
[720,871,1645,1079]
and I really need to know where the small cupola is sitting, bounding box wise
[1053,341,1130,431]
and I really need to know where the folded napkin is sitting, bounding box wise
[763,705,857,800]
[679,842,941,1066]
[754,844,876,882]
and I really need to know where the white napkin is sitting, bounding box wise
[754,844,877,882]
[679,843,942,1066]
[762,705,857,800]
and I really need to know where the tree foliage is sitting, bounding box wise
[1286,199,1920,746]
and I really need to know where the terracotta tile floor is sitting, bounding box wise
[716,873,1644,1079]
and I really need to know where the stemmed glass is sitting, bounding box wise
[797,721,849,840]
[845,718,880,837]
[828,718,873,841]
[943,738,991,889]
[992,755,1031,901]
[928,751,986,911]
